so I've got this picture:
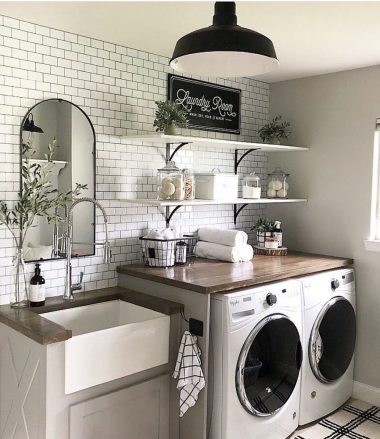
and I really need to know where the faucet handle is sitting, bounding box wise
[71,271,84,292]
[104,242,112,264]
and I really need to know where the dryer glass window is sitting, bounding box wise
[309,297,356,383]
[236,315,302,416]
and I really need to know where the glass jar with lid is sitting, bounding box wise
[267,167,290,198]
[157,161,184,201]
[183,169,195,200]
[242,172,261,199]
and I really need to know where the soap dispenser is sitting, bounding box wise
[273,221,283,248]
[30,263,46,307]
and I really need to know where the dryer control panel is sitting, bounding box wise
[330,269,355,292]
[228,294,257,322]
[226,280,302,323]
[341,271,355,285]
[302,268,355,309]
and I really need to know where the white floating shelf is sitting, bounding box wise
[120,134,308,152]
[25,158,68,165]
[120,198,307,207]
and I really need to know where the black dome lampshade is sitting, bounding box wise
[22,113,44,133]
[170,2,279,78]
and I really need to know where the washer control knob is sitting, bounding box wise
[331,279,340,290]
[266,293,277,306]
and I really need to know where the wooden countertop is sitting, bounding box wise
[117,252,353,294]
[0,286,182,345]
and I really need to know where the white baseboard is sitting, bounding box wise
[353,381,380,406]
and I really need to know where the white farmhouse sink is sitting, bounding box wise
[42,300,170,394]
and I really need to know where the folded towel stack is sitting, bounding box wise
[195,227,253,263]
[198,227,248,247]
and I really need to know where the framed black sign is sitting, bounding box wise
[168,74,241,134]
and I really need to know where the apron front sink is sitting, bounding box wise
[42,300,170,394]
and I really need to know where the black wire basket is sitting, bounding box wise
[140,235,198,268]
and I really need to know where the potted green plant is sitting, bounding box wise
[0,139,86,308]
[258,116,291,144]
[153,100,188,135]
[251,217,275,247]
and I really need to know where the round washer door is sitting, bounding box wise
[309,296,356,383]
[235,314,302,417]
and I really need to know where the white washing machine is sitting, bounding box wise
[209,280,303,439]
[298,268,356,425]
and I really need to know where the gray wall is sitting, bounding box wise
[267,64,380,389]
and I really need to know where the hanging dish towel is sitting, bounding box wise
[173,331,205,417]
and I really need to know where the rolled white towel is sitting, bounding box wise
[145,229,163,239]
[198,227,248,247]
[145,228,176,240]
[195,241,253,263]
[239,244,254,261]
[162,228,175,239]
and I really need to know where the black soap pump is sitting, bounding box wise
[273,221,283,248]
[30,263,46,307]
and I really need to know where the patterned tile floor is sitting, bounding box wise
[291,400,380,439]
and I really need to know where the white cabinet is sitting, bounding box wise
[0,316,177,439]
[0,325,46,439]
[70,375,169,439]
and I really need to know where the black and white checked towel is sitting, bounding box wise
[173,331,205,417]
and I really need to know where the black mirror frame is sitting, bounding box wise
[19,98,97,263]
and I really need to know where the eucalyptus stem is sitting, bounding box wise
[0,137,87,306]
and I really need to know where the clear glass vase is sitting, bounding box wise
[10,248,29,308]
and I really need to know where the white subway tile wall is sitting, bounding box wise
[0,15,270,303]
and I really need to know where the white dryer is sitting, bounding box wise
[298,268,356,425]
[209,280,303,439]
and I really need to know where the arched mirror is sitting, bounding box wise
[20,99,96,262]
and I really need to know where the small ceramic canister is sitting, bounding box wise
[242,172,261,199]
[265,237,279,249]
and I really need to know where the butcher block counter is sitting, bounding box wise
[117,251,353,294]
[0,286,182,345]
[117,251,353,439]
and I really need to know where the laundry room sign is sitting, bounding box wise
[168,74,241,134]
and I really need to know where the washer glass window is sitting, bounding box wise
[309,297,356,383]
[236,314,302,416]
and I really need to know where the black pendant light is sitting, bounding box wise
[22,113,44,133]
[170,2,279,78]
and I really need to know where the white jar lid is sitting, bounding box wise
[268,167,290,178]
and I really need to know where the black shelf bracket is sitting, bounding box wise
[233,203,248,225]
[165,205,182,227]
[233,148,259,223]
[166,142,191,163]
[234,148,259,174]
